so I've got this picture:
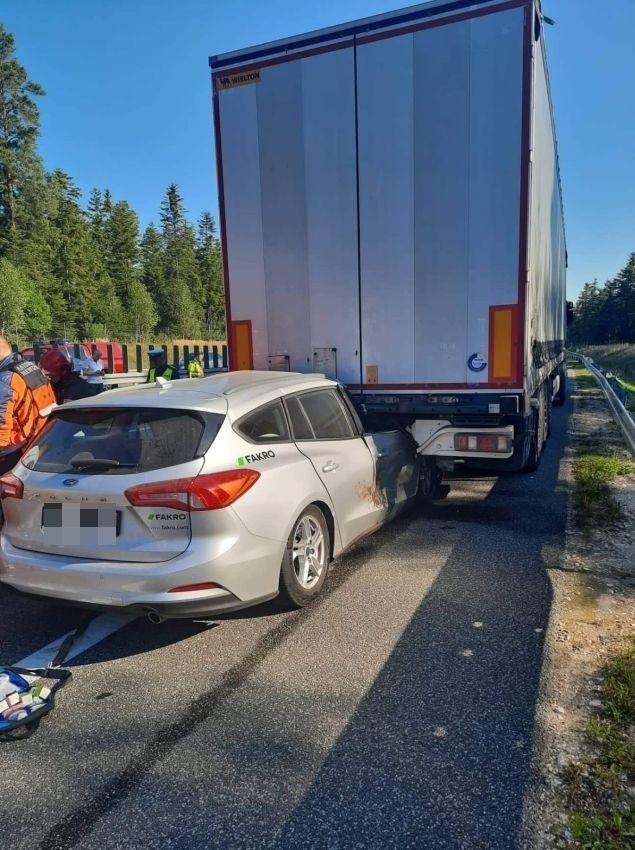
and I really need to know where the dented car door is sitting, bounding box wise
[284,388,382,550]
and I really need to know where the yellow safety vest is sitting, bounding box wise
[187,360,204,378]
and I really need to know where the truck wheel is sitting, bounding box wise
[553,367,566,406]
[417,457,442,502]
[524,408,541,472]
[279,506,330,608]
[545,383,553,441]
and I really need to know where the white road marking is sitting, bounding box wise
[13,613,135,675]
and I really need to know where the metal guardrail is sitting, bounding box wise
[571,352,635,457]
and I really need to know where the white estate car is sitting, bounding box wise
[0,372,420,619]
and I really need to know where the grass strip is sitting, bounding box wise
[564,640,635,849]
[573,454,633,534]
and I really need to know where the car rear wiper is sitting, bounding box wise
[69,458,137,470]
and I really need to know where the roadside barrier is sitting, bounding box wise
[571,352,635,457]
[28,342,228,387]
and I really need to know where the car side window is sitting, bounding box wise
[286,396,315,440]
[236,400,290,443]
[296,390,355,440]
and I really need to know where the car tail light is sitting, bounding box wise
[125,469,260,512]
[168,582,220,593]
[454,434,512,453]
[0,472,24,500]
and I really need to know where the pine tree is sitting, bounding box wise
[0,24,45,249]
[104,199,140,299]
[87,188,106,249]
[197,211,225,338]
[160,183,186,238]
[127,278,157,341]
[159,184,201,336]
[570,281,606,344]
[612,253,635,343]
[46,170,122,338]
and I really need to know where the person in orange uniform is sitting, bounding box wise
[0,336,57,474]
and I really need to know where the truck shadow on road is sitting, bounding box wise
[269,404,570,850]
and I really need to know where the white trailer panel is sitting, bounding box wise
[302,49,360,384]
[212,0,565,400]
[357,34,416,385]
[527,34,567,392]
[219,84,268,369]
[412,20,470,385]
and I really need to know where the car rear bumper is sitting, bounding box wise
[0,530,285,618]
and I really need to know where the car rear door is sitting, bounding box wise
[284,387,382,549]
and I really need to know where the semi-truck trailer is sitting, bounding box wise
[210,0,568,495]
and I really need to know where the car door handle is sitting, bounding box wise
[322,462,339,473]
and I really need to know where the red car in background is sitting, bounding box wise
[20,341,125,373]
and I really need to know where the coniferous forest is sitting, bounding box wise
[0,24,224,346]
[568,254,635,346]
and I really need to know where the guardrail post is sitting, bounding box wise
[212,345,218,369]
[203,345,210,370]
[122,344,129,373]
[135,345,142,372]
[106,344,114,374]
[173,345,179,368]
[222,344,228,369]
[34,342,41,363]
[183,345,190,371]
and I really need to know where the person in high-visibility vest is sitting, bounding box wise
[187,352,204,379]
[146,348,180,383]
[0,336,57,474]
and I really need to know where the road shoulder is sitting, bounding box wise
[522,366,635,849]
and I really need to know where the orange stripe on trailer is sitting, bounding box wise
[230,320,254,371]
[489,305,519,383]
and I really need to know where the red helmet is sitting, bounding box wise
[39,349,71,381]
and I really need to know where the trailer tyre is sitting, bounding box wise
[553,366,566,406]
[417,457,442,502]
[524,409,541,472]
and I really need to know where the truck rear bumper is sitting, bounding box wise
[411,421,515,460]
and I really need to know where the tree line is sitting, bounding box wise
[0,24,224,346]
[568,253,635,346]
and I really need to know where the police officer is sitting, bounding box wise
[146,348,180,382]
[0,336,57,474]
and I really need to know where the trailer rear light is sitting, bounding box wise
[125,470,260,511]
[168,582,220,593]
[454,434,512,453]
[0,472,24,500]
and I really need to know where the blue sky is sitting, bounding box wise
[2,0,634,299]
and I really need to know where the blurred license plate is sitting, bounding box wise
[41,504,121,545]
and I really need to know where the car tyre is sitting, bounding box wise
[279,505,330,608]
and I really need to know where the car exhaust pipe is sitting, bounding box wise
[144,607,164,625]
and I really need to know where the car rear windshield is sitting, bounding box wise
[21,408,224,475]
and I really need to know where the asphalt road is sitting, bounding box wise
[0,399,570,850]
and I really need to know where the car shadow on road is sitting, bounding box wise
[269,404,570,850]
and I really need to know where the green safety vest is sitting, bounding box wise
[147,365,176,383]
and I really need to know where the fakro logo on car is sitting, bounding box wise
[238,451,275,466]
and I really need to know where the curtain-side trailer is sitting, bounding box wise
[210,0,567,494]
